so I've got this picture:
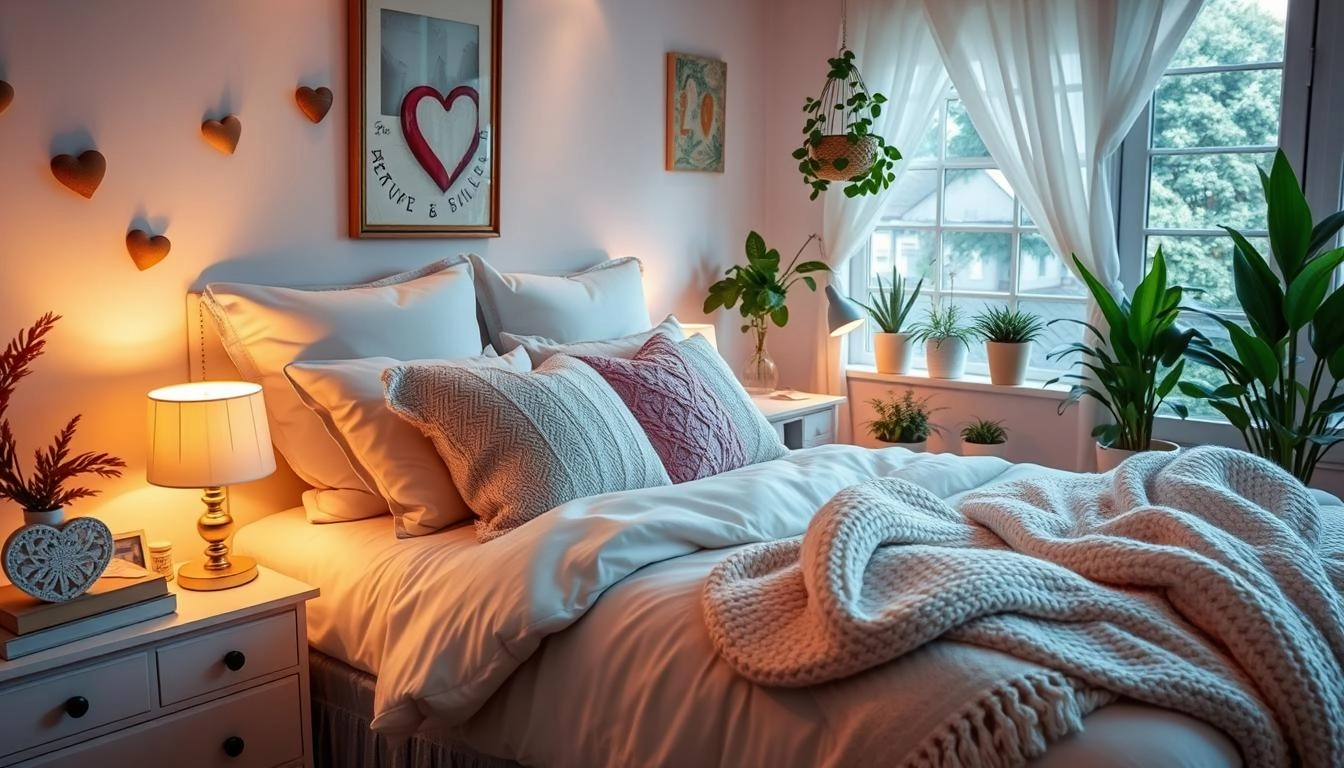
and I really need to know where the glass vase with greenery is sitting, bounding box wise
[703,231,829,393]
[1180,150,1344,483]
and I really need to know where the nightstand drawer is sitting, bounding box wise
[28,675,303,768]
[156,612,297,705]
[0,653,151,757]
[800,410,835,447]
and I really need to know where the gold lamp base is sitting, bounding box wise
[177,555,258,591]
[175,486,258,591]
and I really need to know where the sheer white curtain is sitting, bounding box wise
[819,0,949,401]
[922,0,1201,468]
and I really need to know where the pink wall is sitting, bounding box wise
[0,0,770,545]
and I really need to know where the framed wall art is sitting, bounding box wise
[665,52,725,173]
[348,0,501,237]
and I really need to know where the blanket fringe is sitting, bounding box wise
[903,672,1111,768]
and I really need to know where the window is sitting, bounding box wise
[848,90,1086,380]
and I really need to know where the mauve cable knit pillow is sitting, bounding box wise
[578,334,748,483]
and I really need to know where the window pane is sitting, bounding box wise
[1168,0,1286,69]
[868,228,936,284]
[1018,300,1084,375]
[1145,234,1267,312]
[1152,69,1282,150]
[943,169,1015,225]
[1018,233,1084,297]
[945,99,989,159]
[943,231,1010,292]
[880,169,939,225]
[910,109,940,161]
[1147,151,1273,231]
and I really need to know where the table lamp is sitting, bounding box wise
[825,284,866,336]
[146,381,275,590]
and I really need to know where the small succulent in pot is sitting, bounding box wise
[960,417,1008,445]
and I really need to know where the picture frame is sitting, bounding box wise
[665,52,726,173]
[347,0,502,238]
[112,530,150,569]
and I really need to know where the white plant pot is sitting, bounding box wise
[986,341,1031,386]
[1095,438,1180,473]
[961,441,1006,458]
[882,439,927,453]
[873,333,914,375]
[925,338,968,379]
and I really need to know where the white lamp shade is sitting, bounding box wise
[679,322,719,353]
[146,381,276,489]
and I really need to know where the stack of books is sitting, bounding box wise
[0,566,176,660]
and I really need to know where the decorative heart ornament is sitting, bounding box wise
[295,86,333,124]
[2,516,113,602]
[201,115,242,154]
[126,229,171,271]
[50,150,107,199]
[0,81,13,115]
[400,85,480,193]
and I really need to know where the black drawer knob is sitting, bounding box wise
[223,650,246,671]
[223,736,245,758]
[63,696,89,718]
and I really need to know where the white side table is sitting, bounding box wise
[752,391,847,449]
[0,565,318,768]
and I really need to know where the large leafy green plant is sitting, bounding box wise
[856,267,922,334]
[1046,250,1197,451]
[703,231,830,334]
[1181,150,1344,483]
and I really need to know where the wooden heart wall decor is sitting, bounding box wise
[0,80,13,115]
[201,115,242,154]
[126,228,171,271]
[295,86,332,124]
[50,149,106,199]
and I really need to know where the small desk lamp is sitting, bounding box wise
[146,381,275,590]
[826,284,867,336]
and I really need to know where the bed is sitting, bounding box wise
[196,256,1344,767]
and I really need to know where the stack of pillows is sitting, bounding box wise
[203,254,788,542]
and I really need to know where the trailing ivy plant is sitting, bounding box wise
[1180,149,1344,483]
[792,48,902,200]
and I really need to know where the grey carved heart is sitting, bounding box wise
[2,517,114,602]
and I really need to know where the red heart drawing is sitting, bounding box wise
[399,84,480,193]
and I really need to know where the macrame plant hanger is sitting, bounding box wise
[807,0,880,181]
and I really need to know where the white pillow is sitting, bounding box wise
[203,259,482,494]
[500,315,686,367]
[284,349,531,537]
[467,253,652,353]
[302,488,389,525]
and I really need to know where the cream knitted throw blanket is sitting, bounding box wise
[703,446,1344,767]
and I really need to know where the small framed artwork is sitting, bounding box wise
[348,0,502,238]
[112,530,150,569]
[666,52,726,173]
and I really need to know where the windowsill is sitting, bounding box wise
[844,365,1071,401]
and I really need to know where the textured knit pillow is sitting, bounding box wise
[284,348,531,537]
[577,334,747,483]
[501,315,686,367]
[383,355,671,541]
[677,334,789,465]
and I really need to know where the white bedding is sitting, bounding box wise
[236,444,1256,767]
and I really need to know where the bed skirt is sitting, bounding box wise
[309,648,523,768]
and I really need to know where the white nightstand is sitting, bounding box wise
[753,391,847,449]
[0,566,318,768]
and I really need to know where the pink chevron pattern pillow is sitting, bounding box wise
[578,334,748,483]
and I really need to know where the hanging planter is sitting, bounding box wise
[793,44,901,200]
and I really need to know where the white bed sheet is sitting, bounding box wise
[234,447,1244,767]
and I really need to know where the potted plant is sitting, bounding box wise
[865,388,943,452]
[792,48,901,201]
[703,231,829,393]
[855,266,922,374]
[1046,249,1197,472]
[1180,149,1344,484]
[960,417,1008,458]
[910,303,979,379]
[973,306,1046,386]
